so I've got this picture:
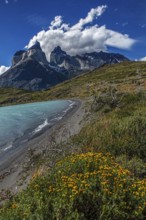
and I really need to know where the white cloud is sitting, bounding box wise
[71,5,107,30]
[140,56,146,61]
[0,66,10,75]
[105,31,133,49]
[50,16,63,29]
[5,0,9,4]
[27,5,136,61]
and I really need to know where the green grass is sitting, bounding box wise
[0,61,146,105]
[0,61,146,219]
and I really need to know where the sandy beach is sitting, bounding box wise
[0,99,86,193]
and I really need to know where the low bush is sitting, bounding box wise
[0,153,146,220]
[74,115,146,162]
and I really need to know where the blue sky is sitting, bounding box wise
[0,0,146,69]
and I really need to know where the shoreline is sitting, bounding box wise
[0,99,85,192]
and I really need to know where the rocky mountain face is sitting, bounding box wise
[0,42,67,91]
[12,42,49,67]
[50,46,129,78]
[50,46,82,77]
[50,46,129,77]
[0,43,129,91]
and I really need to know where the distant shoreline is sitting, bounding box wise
[0,99,84,192]
[0,100,74,164]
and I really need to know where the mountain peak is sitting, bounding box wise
[99,51,104,53]
[14,50,26,57]
[53,46,67,54]
[50,46,68,66]
[0,42,129,92]
[29,41,41,50]
[12,41,48,66]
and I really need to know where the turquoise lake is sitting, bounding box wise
[0,100,74,153]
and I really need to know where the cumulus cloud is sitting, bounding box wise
[71,5,107,30]
[0,66,10,75]
[50,16,63,29]
[27,5,136,61]
[5,0,9,4]
[140,56,146,61]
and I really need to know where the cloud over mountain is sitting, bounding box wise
[0,66,10,75]
[27,5,136,61]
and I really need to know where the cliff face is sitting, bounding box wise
[12,42,49,67]
[0,42,129,91]
[0,42,67,91]
[50,47,129,78]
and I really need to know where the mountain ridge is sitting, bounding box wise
[0,42,67,91]
[0,42,129,91]
[50,46,129,77]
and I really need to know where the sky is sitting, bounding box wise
[0,0,146,74]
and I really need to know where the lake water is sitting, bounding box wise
[0,100,74,154]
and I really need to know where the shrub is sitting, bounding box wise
[0,153,146,220]
[116,155,146,178]
[74,115,146,161]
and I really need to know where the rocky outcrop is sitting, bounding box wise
[0,43,130,91]
[12,50,26,66]
[50,47,129,78]
[12,42,48,66]
[0,42,67,91]
[50,46,81,77]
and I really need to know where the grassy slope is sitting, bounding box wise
[0,61,146,219]
[1,61,146,105]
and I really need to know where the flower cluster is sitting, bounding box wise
[0,152,146,219]
[49,152,146,218]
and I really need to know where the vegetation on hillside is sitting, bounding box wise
[0,61,146,105]
[0,153,146,219]
[0,61,146,219]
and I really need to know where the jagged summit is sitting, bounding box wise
[0,44,129,91]
[0,43,67,91]
[12,41,48,66]
[50,46,69,66]
[50,46,129,76]
[29,41,42,50]
[53,46,66,54]
[14,50,26,56]
[13,42,41,58]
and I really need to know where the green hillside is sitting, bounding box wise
[0,61,146,106]
[0,61,146,219]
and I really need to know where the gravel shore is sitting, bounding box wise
[0,99,85,193]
